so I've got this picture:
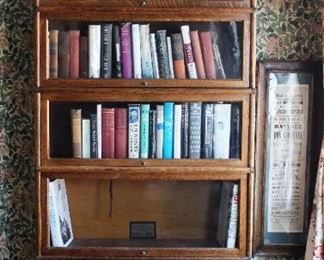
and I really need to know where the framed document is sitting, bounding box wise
[253,61,323,256]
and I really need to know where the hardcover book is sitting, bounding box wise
[140,104,150,159]
[82,118,91,159]
[173,104,182,159]
[156,30,171,79]
[150,33,160,79]
[115,108,127,159]
[229,103,241,159]
[163,102,174,159]
[132,24,142,79]
[181,102,189,158]
[49,30,59,78]
[189,102,202,159]
[113,25,122,78]
[227,184,239,248]
[128,104,141,158]
[101,24,113,78]
[79,36,89,78]
[71,109,82,158]
[48,179,73,247]
[121,22,133,79]
[171,33,186,79]
[213,103,232,159]
[140,24,154,79]
[149,110,157,159]
[90,114,97,158]
[156,105,164,159]
[69,30,80,78]
[190,30,206,79]
[58,31,70,78]
[167,36,175,79]
[199,31,216,79]
[202,103,214,158]
[96,104,102,159]
[88,25,101,78]
[210,28,226,79]
[102,108,115,158]
[180,25,198,79]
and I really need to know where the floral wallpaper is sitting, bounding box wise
[0,0,321,259]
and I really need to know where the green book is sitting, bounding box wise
[140,104,150,158]
[82,118,91,159]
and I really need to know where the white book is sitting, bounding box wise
[48,179,73,247]
[227,184,239,248]
[88,25,101,78]
[140,25,154,79]
[128,104,141,159]
[213,103,231,159]
[82,119,91,159]
[96,104,102,158]
[132,24,142,79]
[173,104,182,159]
[180,25,198,79]
[156,105,164,159]
[167,36,175,79]
[150,33,159,79]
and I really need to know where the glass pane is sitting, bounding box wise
[49,101,242,160]
[47,21,243,80]
[48,179,240,248]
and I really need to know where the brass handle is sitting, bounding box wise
[140,0,147,7]
[141,161,148,166]
[142,81,148,86]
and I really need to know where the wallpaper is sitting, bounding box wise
[0,0,322,258]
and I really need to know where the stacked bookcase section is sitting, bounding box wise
[36,0,256,259]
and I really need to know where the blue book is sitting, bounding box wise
[163,102,174,159]
[140,104,150,158]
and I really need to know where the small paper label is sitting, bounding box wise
[129,221,156,239]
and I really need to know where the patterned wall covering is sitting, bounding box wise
[0,0,321,258]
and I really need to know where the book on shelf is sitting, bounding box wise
[230,103,241,159]
[199,31,216,79]
[190,30,206,79]
[210,27,226,79]
[181,102,189,158]
[202,103,214,158]
[171,33,186,79]
[167,36,175,79]
[115,108,127,159]
[120,22,133,79]
[113,24,122,78]
[71,109,82,158]
[173,104,182,159]
[227,184,239,248]
[48,179,73,247]
[189,102,202,159]
[140,24,154,79]
[101,24,113,78]
[82,118,90,159]
[140,104,150,159]
[180,25,198,79]
[213,103,232,159]
[88,25,101,78]
[156,30,171,79]
[128,104,140,159]
[102,108,115,158]
[150,33,160,79]
[90,114,97,158]
[149,110,157,159]
[132,24,142,79]
[163,102,174,159]
[58,31,70,78]
[79,36,89,78]
[49,30,59,78]
[156,105,164,159]
[70,30,80,78]
[96,104,102,159]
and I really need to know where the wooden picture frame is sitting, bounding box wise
[253,61,323,257]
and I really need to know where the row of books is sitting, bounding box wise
[49,23,229,80]
[70,102,241,159]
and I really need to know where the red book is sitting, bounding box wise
[102,108,115,158]
[190,30,206,79]
[70,30,80,78]
[199,31,216,79]
[115,108,127,158]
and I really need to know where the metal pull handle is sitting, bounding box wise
[140,0,147,7]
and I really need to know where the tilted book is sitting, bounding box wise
[121,22,133,79]
[171,33,186,79]
[69,30,80,78]
[132,24,142,79]
[82,118,91,159]
[90,114,97,158]
[229,103,241,159]
[163,102,174,159]
[211,29,226,79]
[49,30,59,78]
[190,30,206,79]
[150,33,160,79]
[140,24,154,79]
[189,102,202,159]
[48,179,73,247]
[173,104,182,159]
[213,103,232,159]
[202,103,214,159]
[156,30,171,79]
[71,109,82,158]
[156,105,164,159]
[88,25,101,78]
[102,108,115,158]
[58,31,70,78]
[128,104,141,158]
[113,25,122,78]
[149,110,157,159]
[115,108,127,159]
[101,24,113,78]
[180,25,198,79]
[227,184,239,248]
[181,102,189,158]
[140,104,150,159]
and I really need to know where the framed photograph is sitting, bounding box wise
[253,61,323,256]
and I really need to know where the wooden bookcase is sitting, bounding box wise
[35,0,257,258]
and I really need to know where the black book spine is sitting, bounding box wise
[90,114,98,158]
[149,110,157,159]
[113,25,122,78]
[101,24,113,78]
[229,103,241,159]
[181,103,189,158]
[155,30,171,79]
[202,103,214,158]
[189,102,202,159]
